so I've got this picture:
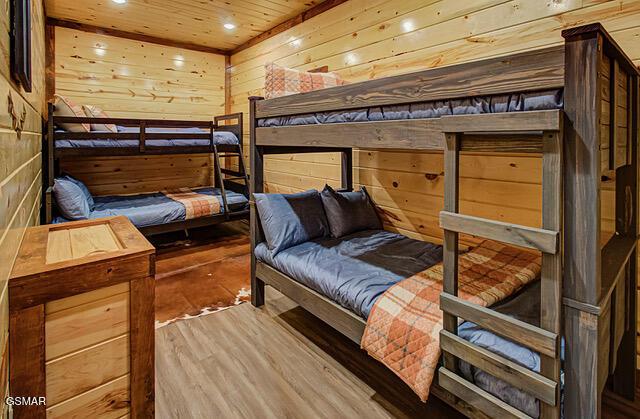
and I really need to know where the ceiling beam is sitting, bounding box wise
[47,17,230,56]
[231,0,349,55]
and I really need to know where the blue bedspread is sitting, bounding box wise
[255,230,550,417]
[55,126,239,148]
[53,187,248,227]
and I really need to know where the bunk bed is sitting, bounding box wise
[249,24,639,418]
[44,104,249,235]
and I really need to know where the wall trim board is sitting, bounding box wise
[231,0,350,55]
[47,18,229,56]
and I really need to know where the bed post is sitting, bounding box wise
[341,148,353,191]
[45,102,55,224]
[562,25,604,419]
[250,96,265,307]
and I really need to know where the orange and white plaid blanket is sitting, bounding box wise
[361,240,541,402]
[162,188,221,219]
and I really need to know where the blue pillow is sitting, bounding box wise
[53,178,91,220]
[254,190,329,255]
[63,175,95,210]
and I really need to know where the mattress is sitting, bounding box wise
[257,89,563,127]
[53,187,248,228]
[55,126,239,149]
[255,229,443,318]
[255,230,552,417]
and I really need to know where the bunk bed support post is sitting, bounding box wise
[341,149,353,191]
[442,132,460,372]
[562,23,640,417]
[561,27,603,419]
[250,97,265,307]
[45,102,55,224]
[540,127,563,419]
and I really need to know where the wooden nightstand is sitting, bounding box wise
[9,216,155,418]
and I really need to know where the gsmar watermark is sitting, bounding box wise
[5,396,46,406]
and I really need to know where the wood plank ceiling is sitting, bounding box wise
[45,0,326,51]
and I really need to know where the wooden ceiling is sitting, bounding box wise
[45,0,327,52]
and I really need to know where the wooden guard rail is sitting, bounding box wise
[438,110,563,419]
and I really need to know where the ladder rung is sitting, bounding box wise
[221,168,244,177]
[223,177,246,181]
[217,153,241,157]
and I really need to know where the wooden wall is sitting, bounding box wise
[0,0,46,415]
[229,0,640,357]
[55,27,227,195]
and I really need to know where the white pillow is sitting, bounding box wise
[53,94,90,132]
[82,105,117,133]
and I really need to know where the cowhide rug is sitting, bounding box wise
[151,223,251,328]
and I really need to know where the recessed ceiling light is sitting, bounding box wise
[112,0,127,4]
[223,23,236,30]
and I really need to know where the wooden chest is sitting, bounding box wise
[9,216,155,418]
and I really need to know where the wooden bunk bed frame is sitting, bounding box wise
[43,104,249,235]
[249,24,639,418]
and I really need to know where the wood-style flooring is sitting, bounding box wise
[154,228,640,418]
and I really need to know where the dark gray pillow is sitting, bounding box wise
[53,177,91,220]
[320,185,382,238]
[254,190,329,255]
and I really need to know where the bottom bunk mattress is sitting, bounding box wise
[53,187,248,228]
[255,229,552,418]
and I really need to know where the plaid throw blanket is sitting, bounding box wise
[361,240,541,402]
[162,188,221,219]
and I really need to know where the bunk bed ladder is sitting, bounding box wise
[437,110,564,419]
[213,143,250,219]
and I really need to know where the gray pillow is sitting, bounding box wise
[320,185,382,238]
[53,178,91,220]
[63,175,95,210]
[254,190,329,255]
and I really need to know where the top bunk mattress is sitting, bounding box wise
[55,126,239,149]
[257,89,563,127]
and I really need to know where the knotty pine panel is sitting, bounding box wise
[55,27,226,195]
[0,0,46,416]
[228,0,639,359]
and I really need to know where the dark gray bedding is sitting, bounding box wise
[257,89,563,127]
[55,126,239,149]
[255,229,442,318]
[255,229,552,417]
[53,186,248,227]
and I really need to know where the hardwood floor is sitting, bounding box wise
[155,286,465,418]
[149,222,250,326]
[154,228,639,418]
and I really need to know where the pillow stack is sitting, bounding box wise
[254,185,382,256]
[264,63,346,99]
[53,94,117,133]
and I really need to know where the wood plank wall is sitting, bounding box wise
[0,0,46,415]
[54,27,227,195]
[228,0,640,360]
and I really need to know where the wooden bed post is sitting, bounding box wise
[341,148,353,191]
[562,25,604,419]
[442,132,460,372]
[250,96,265,307]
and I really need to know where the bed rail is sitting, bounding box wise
[254,47,564,119]
[438,110,564,419]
